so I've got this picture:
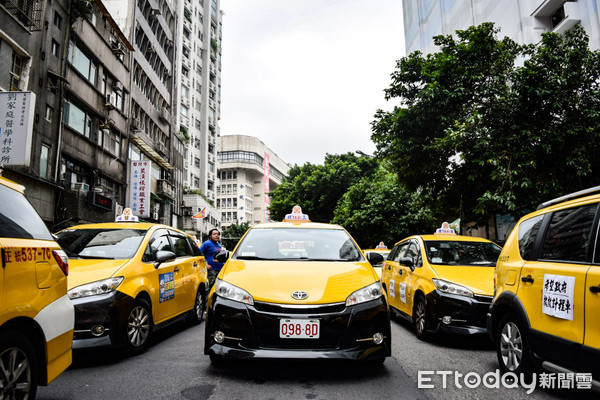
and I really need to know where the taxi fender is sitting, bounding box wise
[118,276,155,302]
[488,290,531,341]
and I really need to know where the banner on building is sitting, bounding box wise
[129,160,151,218]
[0,91,35,167]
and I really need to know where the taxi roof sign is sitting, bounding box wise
[435,221,456,235]
[116,207,139,222]
[283,205,310,223]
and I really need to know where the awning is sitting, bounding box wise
[129,132,174,170]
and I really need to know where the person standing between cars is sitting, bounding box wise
[200,229,224,290]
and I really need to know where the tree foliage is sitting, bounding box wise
[222,222,251,251]
[268,153,378,222]
[332,164,436,248]
[372,23,600,222]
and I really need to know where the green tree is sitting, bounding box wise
[222,222,251,251]
[332,165,436,248]
[268,153,378,222]
[372,23,600,222]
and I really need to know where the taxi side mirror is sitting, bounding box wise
[399,256,414,269]
[154,250,176,269]
[215,250,230,263]
[366,252,384,265]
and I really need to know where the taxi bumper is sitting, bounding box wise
[71,291,134,349]
[425,290,492,335]
[205,295,391,361]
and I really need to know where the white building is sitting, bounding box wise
[403,0,600,55]
[217,135,291,228]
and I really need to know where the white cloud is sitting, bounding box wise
[219,0,405,165]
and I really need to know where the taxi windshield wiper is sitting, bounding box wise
[235,255,270,260]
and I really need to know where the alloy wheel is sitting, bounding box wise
[500,321,523,371]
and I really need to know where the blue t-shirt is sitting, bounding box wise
[200,240,224,272]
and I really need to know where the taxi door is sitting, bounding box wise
[516,204,596,346]
[146,230,180,323]
[167,231,198,315]
[383,241,410,312]
[396,240,422,316]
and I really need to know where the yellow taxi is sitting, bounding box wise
[488,187,600,386]
[204,206,390,366]
[363,243,391,279]
[55,210,208,353]
[0,176,73,398]
[381,224,502,340]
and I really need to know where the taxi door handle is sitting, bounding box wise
[398,270,403,276]
[521,276,534,284]
[174,267,180,273]
[387,265,391,271]
[590,285,600,293]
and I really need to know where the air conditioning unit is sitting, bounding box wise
[111,40,124,56]
[159,108,170,122]
[152,212,159,220]
[113,81,124,91]
[131,117,141,130]
[104,94,115,110]
[151,7,160,16]
[71,182,90,193]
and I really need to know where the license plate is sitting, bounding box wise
[279,319,320,339]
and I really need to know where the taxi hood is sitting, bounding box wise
[67,259,129,290]
[220,260,378,304]
[429,265,495,296]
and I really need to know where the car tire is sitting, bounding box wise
[0,331,38,399]
[187,286,205,325]
[125,298,153,354]
[413,295,430,341]
[495,313,533,376]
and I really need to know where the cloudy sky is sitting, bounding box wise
[218,0,405,166]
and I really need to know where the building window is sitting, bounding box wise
[51,40,60,57]
[45,105,53,122]
[181,104,189,117]
[10,53,23,90]
[40,144,50,179]
[54,11,62,29]
[63,100,92,138]
[98,127,121,156]
[68,42,98,84]
[194,157,200,167]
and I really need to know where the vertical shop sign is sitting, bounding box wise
[129,160,151,218]
[263,152,270,221]
[0,92,35,167]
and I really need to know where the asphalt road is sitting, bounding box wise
[37,314,597,400]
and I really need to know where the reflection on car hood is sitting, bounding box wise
[68,259,128,289]
[429,265,494,296]
[221,260,377,304]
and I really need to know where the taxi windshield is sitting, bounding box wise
[56,228,146,259]
[233,228,363,261]
[424,240,501,267]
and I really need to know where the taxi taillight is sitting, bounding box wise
[53,249,69,276]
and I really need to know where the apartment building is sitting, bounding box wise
[1,0,133,229]
[217,135,290,229]
[177,0,222,238]
[403,0,600,55]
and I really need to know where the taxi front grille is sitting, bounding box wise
[253,301,346,315]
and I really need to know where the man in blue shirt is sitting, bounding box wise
[200,229,224,290]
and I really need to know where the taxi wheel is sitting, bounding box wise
[0,331,38,400]
[125,299,153,353]
[413,295,430,341]
[495,313,533,375]
[187,287,205,325]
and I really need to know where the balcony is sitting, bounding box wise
[157,179,175,199]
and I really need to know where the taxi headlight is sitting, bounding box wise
[215,279,254,305]
[68,277,124,299]
[346,282,383,306]
[432,279,473,298]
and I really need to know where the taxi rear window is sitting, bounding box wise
[0,183,53,240]
[234,228,362,261]
[56,229,146,259]
[424,240,501,266]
